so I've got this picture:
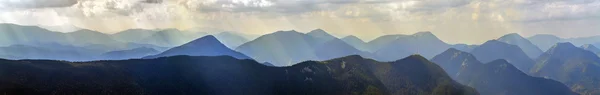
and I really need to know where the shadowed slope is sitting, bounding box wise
[0,55,476,95]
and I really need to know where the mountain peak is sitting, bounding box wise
[333,55,364,60]
[145,35,250,59]
[187,35,219,45]
[581,44,598,49]
[498,33,527,40]
[273,30,302,35]
[581,44,600,54]
[529,34,561,39]
[402,54,429,62]
[160,28,181,32]
[546,42,578,54]
[307,29,333,37]
[438,48,475,58]
[497,33,543,59]
[498,33,525,39]
[483,40,507,45]
[72,29,103,34]
[342,35,364,42]
[445,48,462,53]
[309,29,326,33]
[485,59,521,72]
[551,42,577,49]
[413,31,435,37]
[487,59,510,66]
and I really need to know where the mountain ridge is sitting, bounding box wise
[0,54,477,95]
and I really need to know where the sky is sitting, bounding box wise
[0,0,599,44]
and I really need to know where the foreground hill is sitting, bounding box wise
[145,35,250,59]
[432,48,578,95]
[0,55,476,95]
[531,42,600,94]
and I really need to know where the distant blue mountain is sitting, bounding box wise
[111,29,161,43]
[527,34,563,51]
[214,32,250,49]
[0,44,93,61]
[432,48,577,95]
[101,47,160,60]
[529,34,600,52]
[366,34,410,52]
[306,29,337,44]
[0,24,166,59]
[581,44,600,56]
[65,29,123,46]
[145,35,250,59]
[370,31,450,61]
[470,40,535,73]
[0,23,68,47]
[314,39,366,60]
[136,29,207,47]
[531,42,600,94]
[341,35,369,52]
[450,44,478,52]
[497,33,543,59]
[236,29,368,66]
[235,30,320,66]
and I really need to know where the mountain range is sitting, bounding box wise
[528,34,600,52]
[431,48,578,95]
[531,42,600,94]
[0,23,252,61]
[8,23,600,94]
[470,40,536,73]
[0,55,477,95]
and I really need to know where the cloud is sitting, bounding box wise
[517,0,600,22]
[1,0,600,43]
[188,0,393,14]
[0,0,78,8]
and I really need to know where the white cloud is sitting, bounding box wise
[0,0,599,43]
[0,0,77,9]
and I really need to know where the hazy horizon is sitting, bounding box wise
[1,0,599,44]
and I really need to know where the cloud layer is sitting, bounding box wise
[0,0,599,44]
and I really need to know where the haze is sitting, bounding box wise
[0,0,599,44]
